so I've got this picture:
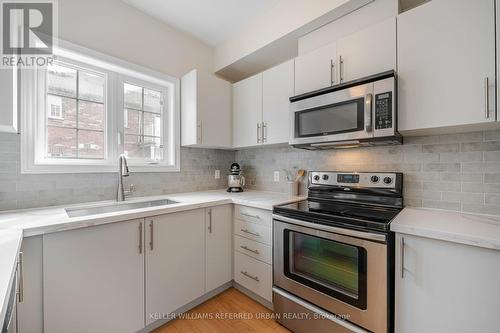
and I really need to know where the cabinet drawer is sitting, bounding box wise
[234,251,272,302]
[234,234,272,264]
[235,219,272,245]
[235,205,272,227]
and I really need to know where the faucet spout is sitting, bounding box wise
[117,154,130,201]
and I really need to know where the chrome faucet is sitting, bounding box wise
[117,154,131,201]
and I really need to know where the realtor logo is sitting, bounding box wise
[1,0,57,67]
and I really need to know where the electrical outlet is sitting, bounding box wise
[273,171,280,182]
[215,170,220,179]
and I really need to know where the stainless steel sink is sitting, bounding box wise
[65,199,178,218]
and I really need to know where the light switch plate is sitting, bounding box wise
[215,170,220,179]
[273,171,280,182]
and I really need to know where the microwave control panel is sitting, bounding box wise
[375,92,392,130]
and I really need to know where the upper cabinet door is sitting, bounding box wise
[181,69,232,148]
[262,59,295,145]
[232,74,263,148]
[0,67,18,133]
[398,0,496,132]
[337,17,396,83]
[294,42,337,95]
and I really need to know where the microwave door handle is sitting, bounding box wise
[365,93,373,132]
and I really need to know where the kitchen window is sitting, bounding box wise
[20,41,180,173]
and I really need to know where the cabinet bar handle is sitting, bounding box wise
[139,222,143,254]
[241,212,261,219]
[241,271,260,282]
[149,220,154,251]
[240,228,260,237]
[17,252,24,303]
[208,208,212,233]
[339,55,344,83]
[330,59,335,85]
[257,123,261,143]
[401,237,405,279]
[485,77,490,119]
[240,245,259,255]
[262,122,267,143]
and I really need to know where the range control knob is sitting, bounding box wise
[322,174,329,181]
[313,175,320,181]
[383,177,393,185]
[370,175,380,183]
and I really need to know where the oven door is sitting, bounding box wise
[289,82,374,146]
[273,215,388,333]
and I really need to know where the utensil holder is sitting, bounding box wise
[287,181,299,197]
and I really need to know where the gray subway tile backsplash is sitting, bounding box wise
[236,129,500,216]
[2,129,500,216]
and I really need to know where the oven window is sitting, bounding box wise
[284,230,367,309]
[295,98,364,138]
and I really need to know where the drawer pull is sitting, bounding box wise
[241,212,261,220]
[240,245,259,255]
[241,271,260,282]
[240,229,260,237]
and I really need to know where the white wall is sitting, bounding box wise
[58,0,214,78]
[298,0,398,55]
[214,0,352,72]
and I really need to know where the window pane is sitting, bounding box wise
[144,88,162,113]
[79,101,104,131]
[124,83,142,109]
[47,95,77,128]
[124,109,141,135]
[79,71,105,103]
[124,135,144,159]
[47,127,77,158]
[144,136,163,161]
[143,112,161,137]
[78,130,104,159]
[47,64,77,98]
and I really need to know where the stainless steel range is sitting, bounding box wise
[272,171,403,333]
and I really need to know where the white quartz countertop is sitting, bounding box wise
[0,189,305,237]
[391,207,500,251]
[0,229,22,329]
[0,189,304,322]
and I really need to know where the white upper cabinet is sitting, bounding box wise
[181,69,232,148]
[43,219,145,333]
[337,17,396,83]
[205,205,233,292]
[398,0,496,132]
[0,67,18,133]
[262,59,295,145]
[232,73,263,148]
[294,42,337,95]
[145,209,205,325]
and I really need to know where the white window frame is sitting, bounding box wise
[20,39,180,174]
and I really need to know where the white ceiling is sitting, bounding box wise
[122,0,281,46]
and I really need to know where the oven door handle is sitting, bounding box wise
[272,214,387,242]
[273,287,370,333]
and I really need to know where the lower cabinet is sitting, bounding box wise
[43,219,145,333]
[145,209,205,325]
[205,205,233,292]
[16,205,236,332]
[395,233,500,333]
[16,236,43,333]
[233,205,273,303]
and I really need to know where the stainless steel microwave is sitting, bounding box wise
[289,71,402,149]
